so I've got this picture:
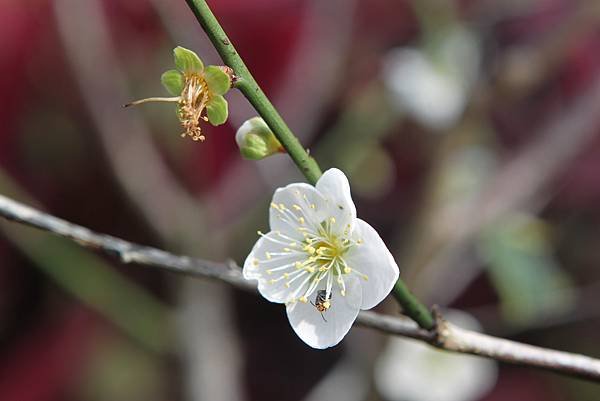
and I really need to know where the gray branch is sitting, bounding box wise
[0,193,599,382]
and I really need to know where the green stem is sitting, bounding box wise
[184,0,435,331]
[393,279,435,330]
[185,0,322,185]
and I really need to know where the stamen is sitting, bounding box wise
[334,261,347,296]
[256,231,300,248]
[303,271,327,299]
[285,270,308,288]
[290,275,313,300]
[265,261,298,274]
[339,256,369,281]
[268,251,301,256]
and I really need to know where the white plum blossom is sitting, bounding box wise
[243,168,400,349]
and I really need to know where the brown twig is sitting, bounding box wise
[1,193,600,381]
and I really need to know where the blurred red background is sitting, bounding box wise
[1,0,600,400]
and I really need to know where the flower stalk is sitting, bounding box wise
[184,0,435,331]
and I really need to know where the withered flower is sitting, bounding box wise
[126,46,232,141]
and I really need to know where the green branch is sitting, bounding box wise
[184,0,435,331]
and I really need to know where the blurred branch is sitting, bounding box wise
[1,193,600,382]
[413,70,600,302]
[398,3,600,306]
[0,171,172,353]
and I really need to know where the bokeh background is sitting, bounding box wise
[2,0,600,400]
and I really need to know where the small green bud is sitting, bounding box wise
[235,117,283,160]
[173,46,204,73]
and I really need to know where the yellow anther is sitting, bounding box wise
[357,239,363,244]
[266,252,272,260]
[341,290,346,296]
[330,217,336,224]
[298,217,305,225]
[299,296,308,303]
[283,273,289,279]
[304,245,316,255]
[270,202,279,210]
[284,247,291,252]
[319,266,329,272]
[295,262,302,269]
[268,279,276,285]
[266,269,273,275]
[279,203,286,210]
[322,301,331,309]
[285,282,291,288]
[344,267,352,274]
[292,204,302,211]
[306,266,315,273]
[252,259,259,267]
[310,204,316,209]
[257,230,264,236]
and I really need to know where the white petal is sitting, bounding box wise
[286,276,362,349]
[242,231,304,303]
[345,219,399,310]
[269,183,326,240]
[315,168,357,235]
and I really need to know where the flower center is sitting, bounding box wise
[252,194,370,311]
[178,73,210,141]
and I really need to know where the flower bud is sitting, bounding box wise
[235,117,283,160]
